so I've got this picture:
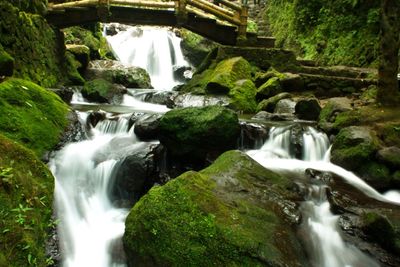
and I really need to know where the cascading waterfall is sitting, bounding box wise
[247,126,400,267]
[106,25,190,90]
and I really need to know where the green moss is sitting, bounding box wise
[124,151,304,266]
[333,110,361,129]
[159,106,240,158]
[0,2,76,87]
[380,123,400,147]
[247,19,258,33]
[256,77,282,100]
[0,133,54,267]
[180,29,217,66]
[228,79,257,113]
[206,57,252,94]
[82,78,114,102]
[65,51,85,85]
[64,26,102,59]
[0,78,69,156]
[359,161,391,185]
[7,0,47,15]
[266,0,379,67]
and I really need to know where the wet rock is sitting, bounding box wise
[134,114,162,140]
[256,76,282,100]
[377,146,400,169]
[66,44,90,73]
[159,106,240,161]
[49,87,74,103]
[111,143,158,205]
[280,72,304,91]
[123,150,306,267]
[295,98,321,121]
[86,110,107,128]
[252,111,296,121]
[274,98,296,114]
[173,65,193,83]
[142,90,177,106]
[318,97,353,133]
[257,92,291,112]
[239,122,268,149]
[170,93,229,108]
[228,79,257,113]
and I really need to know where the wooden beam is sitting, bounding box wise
[49,0,97,10]
[218,0,242,11]
[187,0,240,26]
[110,0,174,9]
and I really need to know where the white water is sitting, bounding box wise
[247,126,400,267]
[106,25,190,90]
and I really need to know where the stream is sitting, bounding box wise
[49,25,400,267]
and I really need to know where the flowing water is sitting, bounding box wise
[247,126,400,267]
[106,25,190,90]
[50,26,187,266]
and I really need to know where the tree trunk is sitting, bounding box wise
[377,0,400,106]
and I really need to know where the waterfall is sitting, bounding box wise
[106,25,190,90]
[50,112,148,267]
[247,125,399,267]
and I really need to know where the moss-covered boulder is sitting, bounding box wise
[159,106,240,160]
[257,92,291,112]
[0,78,69,156]
[318,97,353,133]
[256,77,282,100]
[180,29,217,66]
[331,126,379,171]
[0,2,78,87]
[85,60,152,89]
[0,134,54,267]
[81,78,127,104]
[228,79,257,113]
[123,150,306,267]
[66,44,90,74]
[205,57,252,94]
[0,45,14,77]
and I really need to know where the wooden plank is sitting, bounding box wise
[187,0,240,25]
[110,0,174,9]
[49,0,97,10]
[218,0,242,11]
[188,0,235,17]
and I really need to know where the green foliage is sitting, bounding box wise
[267,0,380,67]
[0,78,69,156]
[0,2,77,87]
[0,134,55,267]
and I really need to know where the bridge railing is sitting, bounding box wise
[48,0,248,39]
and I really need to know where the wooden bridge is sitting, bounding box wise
[46,0,275,46]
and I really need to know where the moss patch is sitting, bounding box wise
[228,79,257,113]
[0,2,77,87]
[0,134,54,267]
[124,151,305,266]
[0,44,14,77]
[0,78,69,156]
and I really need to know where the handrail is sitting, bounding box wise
[48,0,248,39]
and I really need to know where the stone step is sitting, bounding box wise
[296,65,377,79]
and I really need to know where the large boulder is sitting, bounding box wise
[318,97,353,133]
[257,92,291,112]
[256,77,282,100]
[66,44,90,74]
[294,98,321,121]
[134,114,162,140]
[81,78,127,104]
[0,78,69,156]
[85,60,152,89]
[123,150,306,267]
[159,106,240,160]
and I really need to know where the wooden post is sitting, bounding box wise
[97,0,110,22]
[175,0,187,25]
[237,4,248,41]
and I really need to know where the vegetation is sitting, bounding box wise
[0,78,69,157]
[0,1,81,87]
[0,134,55,267]
[266,0,380,67]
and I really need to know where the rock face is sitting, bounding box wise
[295,98,321,121]
[85,60,152,89]
[134,114,162,140]
[123,150,306,267]
[159,106,240,160]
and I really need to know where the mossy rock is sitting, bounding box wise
[0,46,14,77]
[180,29,217,66]
[66,44,90,74]
[256,77,282,100]
[0,133,54,267]
[358,161,392,190]
[110,67,152,89]
[0,2,77,87]
[82,78,126,104]
[380,123,400,147]
[294,98,321,121]
[228,79,257,113]
[254,69,286,87]
[318,97,352,131]
[123,150,306,267]
[65,51,85,85]
[205,57,252,94]
[257,92,291,112]
[159,106,240,159]
[0,78,69,156]
[361,212,400,254]
[331,126,379,172]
